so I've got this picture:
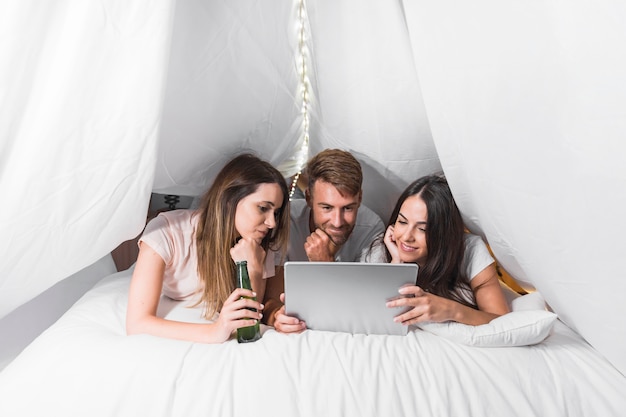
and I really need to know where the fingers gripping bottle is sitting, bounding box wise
[236,261,261,343]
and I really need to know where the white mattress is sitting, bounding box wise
[0,269,624,417]
[0,254,117,371]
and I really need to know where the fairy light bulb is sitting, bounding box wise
[289,0,311,200]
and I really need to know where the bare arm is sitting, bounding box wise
[387,263,510,326]
[126,242,263,343]
[469,263,511,319]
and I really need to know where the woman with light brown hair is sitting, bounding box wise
[126,153,289,343]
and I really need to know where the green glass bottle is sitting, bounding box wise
[235,260,261,343]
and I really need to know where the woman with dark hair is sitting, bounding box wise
[126,153,290,343]
[367,174,509,326]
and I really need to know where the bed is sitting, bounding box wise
[1,267,624,417]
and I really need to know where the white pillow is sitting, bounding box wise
[416,292,557,347]
[511,290,549,311]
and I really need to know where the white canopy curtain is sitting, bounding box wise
[0,0,175,318]
[1,0,625,378]
[403,0,626,376]
[151,0,305,196]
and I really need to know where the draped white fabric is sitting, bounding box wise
[152,0,304,196]
[1,0,625,376]
[0,0,175,317]
[404,0,626,375]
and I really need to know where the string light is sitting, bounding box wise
[289,0,311,199]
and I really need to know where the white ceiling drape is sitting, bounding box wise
[151,0,304,196]
[0,0,175,318]
[404,0,626,375]
[1,0,624,376]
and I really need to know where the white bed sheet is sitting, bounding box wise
[0,254,117,372]
[0,270,624,417]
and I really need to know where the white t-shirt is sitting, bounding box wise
[462,233,495,282]
[140,209,277,301]
[287,199,385,262]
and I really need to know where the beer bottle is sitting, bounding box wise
[235,260,261,343]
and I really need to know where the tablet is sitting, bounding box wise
[284,262,418,335]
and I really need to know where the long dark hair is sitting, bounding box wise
[382,175,475,308]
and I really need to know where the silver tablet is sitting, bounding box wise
[284,262,418,336]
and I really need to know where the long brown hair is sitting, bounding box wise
[380,175,475,308]
[194,153,289,319]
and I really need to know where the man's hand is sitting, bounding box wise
[304,229,338,261]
